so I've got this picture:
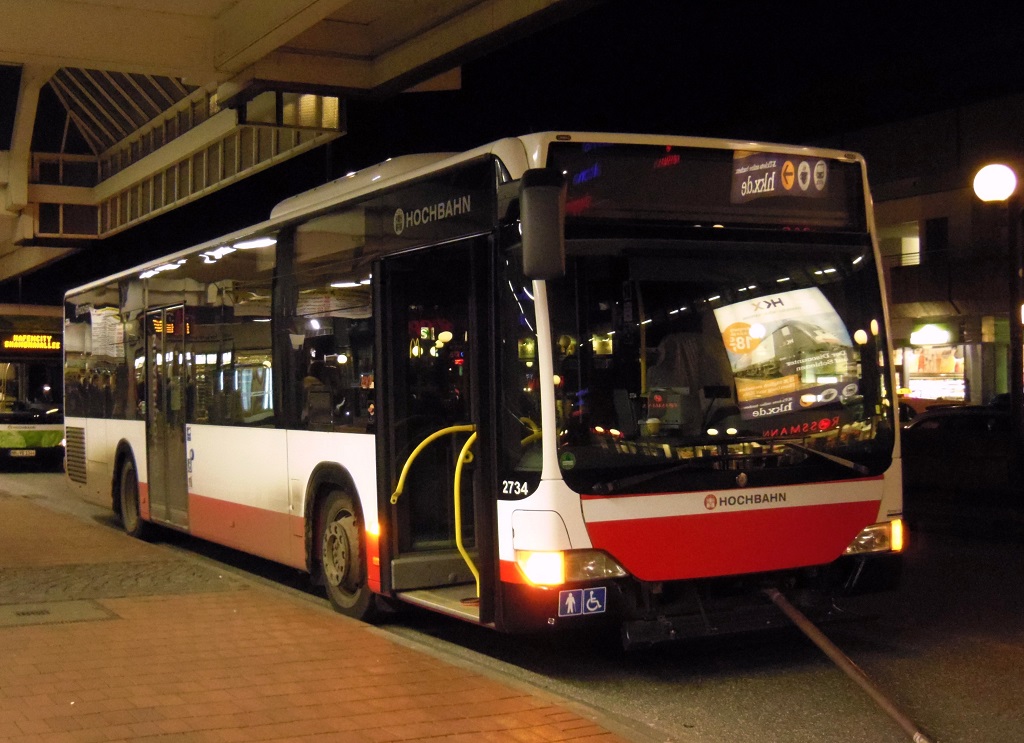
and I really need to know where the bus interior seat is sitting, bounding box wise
[612,388,639,438]
[646,333,703,434]
[305,385,333,430]
[645,319,741,433]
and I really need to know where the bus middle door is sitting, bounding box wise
[381,240,489,614]
[145,306,189,529]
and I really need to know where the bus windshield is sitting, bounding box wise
[0,323,63,425]
[501,234,895,495]
[0,359,63,422]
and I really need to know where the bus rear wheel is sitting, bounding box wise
[119,458,150,540]
[319,490,377,620]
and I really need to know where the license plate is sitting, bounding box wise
[10,449,36,458]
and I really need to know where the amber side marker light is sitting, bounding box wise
[891,518,905,552]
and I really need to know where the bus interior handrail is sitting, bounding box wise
[389,423,481,597]
[454,431,480,597]
[389,424,477,505]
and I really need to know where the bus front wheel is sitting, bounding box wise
[119,458,150,540]
[319,490,377,620]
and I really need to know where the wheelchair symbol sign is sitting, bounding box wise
[558,586,607,617]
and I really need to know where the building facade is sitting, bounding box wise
[826,93,1024,409]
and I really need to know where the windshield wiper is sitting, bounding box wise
[777,440,870,475]
[591,459,710,494]
[589,437,869,495]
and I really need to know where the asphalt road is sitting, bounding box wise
[377,526,1023,743]
[5,469,1021,743]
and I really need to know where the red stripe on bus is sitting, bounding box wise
[188,493,303,570]
[585,501,880,582]
[139,482,150,521]
[366,530,381,593]
[578,474,885,502]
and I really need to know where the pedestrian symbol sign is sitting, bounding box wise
[558,586,607,617]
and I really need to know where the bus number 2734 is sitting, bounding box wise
[502,480,530,496]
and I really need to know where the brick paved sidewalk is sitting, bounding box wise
[0,488,632,743]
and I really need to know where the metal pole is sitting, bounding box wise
[1007,195,1024,458]
[763,588,936,743]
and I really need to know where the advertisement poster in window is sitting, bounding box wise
[712,287,858,421]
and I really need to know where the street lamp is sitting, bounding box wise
[973,163,1017,202]
[972,162,1023,453]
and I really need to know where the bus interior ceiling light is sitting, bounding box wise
[234,237,277,250]
[331,278,371,288]
[139,259,185,279]
[201,246,235,263]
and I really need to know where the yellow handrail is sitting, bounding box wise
[389,423,481,598]
[453,431,480,597]
[519,416,542,446]
[390,424,476,505]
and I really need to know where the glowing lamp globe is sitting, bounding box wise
[973,164,1017,202]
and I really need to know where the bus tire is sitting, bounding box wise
[319,490,378,620]
[119,457,150,540]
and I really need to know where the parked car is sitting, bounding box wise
[901,404,1022,534]
[898,401,918,426]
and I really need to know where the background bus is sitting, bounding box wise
[64,133,903,647]
[0,304,64,468]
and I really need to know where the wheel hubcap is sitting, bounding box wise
[323,515,355,588]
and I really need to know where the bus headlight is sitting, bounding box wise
[844,518,904,555]
[515,549,627,586]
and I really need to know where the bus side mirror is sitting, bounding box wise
[519,168,566,279]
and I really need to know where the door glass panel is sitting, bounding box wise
[145,306,189,527]
[385,244,475,551]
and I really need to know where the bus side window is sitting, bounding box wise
[294,316,374,433]
[290,206,375,433]
[176,241,277,427]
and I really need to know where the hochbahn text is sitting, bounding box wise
[64,133,904,645]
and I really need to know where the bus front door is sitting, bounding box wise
[381,240,490,617]
[145,306,189,528]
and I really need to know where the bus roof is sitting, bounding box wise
[65,132,867,298]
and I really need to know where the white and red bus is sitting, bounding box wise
[64,133,903,645]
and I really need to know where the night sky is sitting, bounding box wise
[6,0,1024,303]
